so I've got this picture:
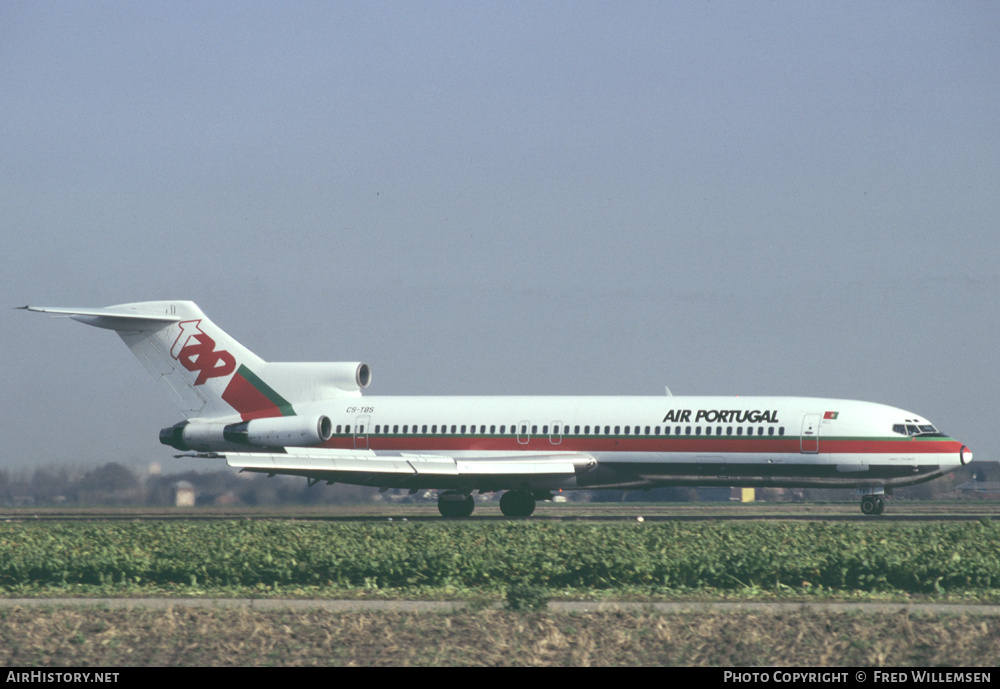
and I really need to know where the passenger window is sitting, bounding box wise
[768,427,774,436]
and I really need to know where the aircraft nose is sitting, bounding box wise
[960,445,973,465]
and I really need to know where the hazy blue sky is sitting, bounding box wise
[3,2,997,473]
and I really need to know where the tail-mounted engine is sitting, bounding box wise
[160,415,333,452]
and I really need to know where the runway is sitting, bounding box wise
[3,500,998,523]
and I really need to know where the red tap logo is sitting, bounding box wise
[171,320,236,385]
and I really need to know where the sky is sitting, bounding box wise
[2,1,997,474]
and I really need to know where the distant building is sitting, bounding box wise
[955,461,1000,496]
[173,480,196,507]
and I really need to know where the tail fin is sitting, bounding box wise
[21,301,370,421]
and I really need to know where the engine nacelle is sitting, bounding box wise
[159,421,228,452]
[224,415,333,447]
[261,362,371,400]
[160,415,333,452]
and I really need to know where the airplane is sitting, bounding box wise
[21,300,972,517]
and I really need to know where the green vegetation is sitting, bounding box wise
[505,580,551,611]
[1,520,998,600]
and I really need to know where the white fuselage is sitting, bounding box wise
[220,394,968,493]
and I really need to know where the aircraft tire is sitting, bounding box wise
[860,495,881,516]
[438,492,475,518]
[500,490,536,518]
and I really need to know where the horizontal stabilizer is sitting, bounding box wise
[19,304,181,331]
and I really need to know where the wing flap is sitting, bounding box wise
[223,450,593,477]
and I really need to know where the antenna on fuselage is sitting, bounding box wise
[665,386,673,397]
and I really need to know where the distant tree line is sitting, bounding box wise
[0,463,378,507]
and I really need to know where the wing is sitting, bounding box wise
[214,449,598,491]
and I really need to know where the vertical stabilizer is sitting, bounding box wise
[22,301,264,419]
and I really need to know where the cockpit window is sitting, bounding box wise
[892,423,943,437]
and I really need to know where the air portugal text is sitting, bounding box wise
[663,409,780,424]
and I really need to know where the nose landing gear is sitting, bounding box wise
[860,495,885,515]
[859,488,886,516]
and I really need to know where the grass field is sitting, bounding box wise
[1,605,998,666]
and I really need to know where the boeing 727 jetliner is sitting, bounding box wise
[22,301,972,517]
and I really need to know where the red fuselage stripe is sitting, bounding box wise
[318,435,961,454]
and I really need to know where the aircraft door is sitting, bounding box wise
[800,414,820,453]
[517,420,530,445]
[550,420,563,445]
[354,414,370,449]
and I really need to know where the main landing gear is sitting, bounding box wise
[437,491,475,518]
[435,489,542,518]
[499,490,536,518]
[859,489,886,516]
